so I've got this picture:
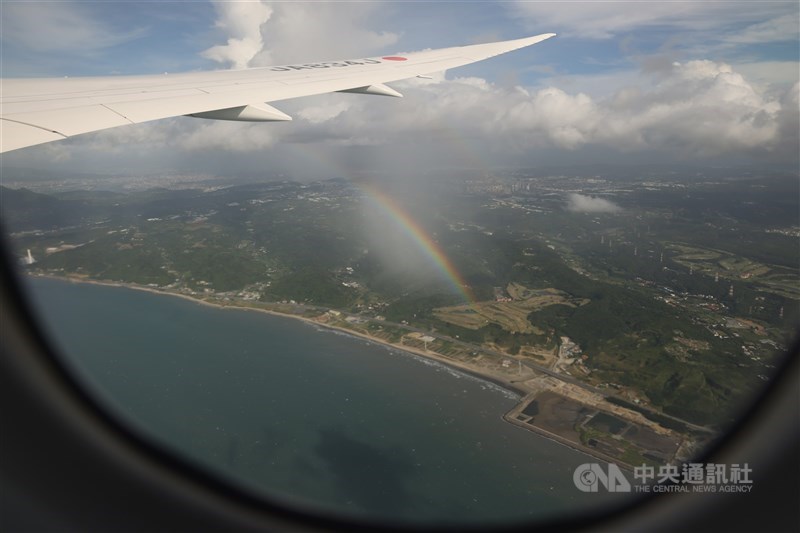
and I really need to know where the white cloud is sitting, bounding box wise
[200,1,273,69]
[23,57,792,168]
[0,3,146,53]
[594,60,783,155]
[273,58,789,159]
[503,87,600,149]
[200,1,398,69]
[249,2,398,66]
[566,193,622,213]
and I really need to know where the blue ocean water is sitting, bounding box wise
[22,276,621,525]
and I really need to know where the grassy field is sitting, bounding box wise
[433,283,586,333]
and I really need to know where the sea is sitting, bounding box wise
[22,276,623,526]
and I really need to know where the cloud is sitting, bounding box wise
[775,82,800,158]
[63,119,178,155]
[566,194,622,214]
[729,13,800,44]
[0,3,146,53]
[266,58,790,160]
[251,3,398,66]
[596,60,784,156]
[200,1,398,69]
[200,1,273,69]
[734,62,800,92]
[83,4,800,164]
[297,102,352,124]
[179,120,280,152]
[511,1,795,41]
[5,4,796,175]
[15,56,793,172]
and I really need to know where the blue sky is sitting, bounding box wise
[1,1,798,177]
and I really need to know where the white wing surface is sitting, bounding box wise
[0,33,555,153]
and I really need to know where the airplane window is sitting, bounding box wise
[1,1,798,528]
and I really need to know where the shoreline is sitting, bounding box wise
[26,273,647,468]
[27,274,529,398]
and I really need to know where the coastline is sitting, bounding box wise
[27,274,529,398]
[26,273,655,469]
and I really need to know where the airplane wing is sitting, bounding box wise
[0,33,555,154]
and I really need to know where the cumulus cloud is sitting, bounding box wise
[263,58,791,160]
[248,3,398,66]
[11,50,792,174]
[566,194,622,213]
[201,1,398,69]
[201,1,272,69]
[22,56,792,171]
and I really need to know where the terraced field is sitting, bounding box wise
[433,283,588,333]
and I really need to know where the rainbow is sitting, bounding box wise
[358,184,475,304]
[278,119,488,305]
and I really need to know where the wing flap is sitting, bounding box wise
[4,105,132,137]
[0,119,66,152]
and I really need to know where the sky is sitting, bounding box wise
[1,1,798,179]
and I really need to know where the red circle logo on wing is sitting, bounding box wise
[382,56,408,61]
